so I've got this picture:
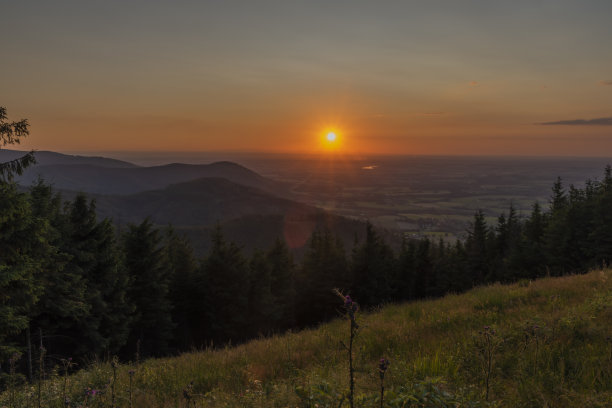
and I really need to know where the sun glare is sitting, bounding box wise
[326,132,336,142]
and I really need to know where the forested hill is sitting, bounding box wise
[56,177,395,257]
[88,177,312,226]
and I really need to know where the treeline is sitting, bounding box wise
[2,166,612,383]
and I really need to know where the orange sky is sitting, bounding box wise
[3,1,612,157]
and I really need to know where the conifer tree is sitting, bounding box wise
[543,178,572,275]
[123,218,174,357]
[28,182,88,360]
[588,166,612,267]
[0,182,44,360]
[0,108,40,360]
[248,250,275,336]
[465,210,491,284]
[0,107,35,182]
[397,238,417,300]
[350,222,396,306]
[296,228,348,326]
[267,238,296,330]
[413,239,434,298]
[46,194,132,359]
[164,228,200,349]
[202,225,249,344]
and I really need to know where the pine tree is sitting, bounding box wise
[0,182,44,359]
[28,182,88,360]
[543,178,572,275]
[350,222,396,307]
[0,107,41,360]
[267,238,296,330]
[588,166,612,267]
[164,228,200,349]
[202,225,249,344]
[42,194,132,359]
[397,238,417,300]
[248,250,275,336]
[296,228,348,326]
[123,219,174,358]
[465,210,491,284]
[0,107,35,182]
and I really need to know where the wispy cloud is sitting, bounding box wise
[420,112,445,116]
[539,117,612,126]
[469,81,479,87]
[600,80,612,86]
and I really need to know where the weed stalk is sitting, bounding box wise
[335,289,359,408]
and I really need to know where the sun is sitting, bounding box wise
[319,128,342,152]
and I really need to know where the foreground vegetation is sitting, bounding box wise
[4,268,612,407]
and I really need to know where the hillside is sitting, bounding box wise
[5,269,612,407]
[88,177,312,227]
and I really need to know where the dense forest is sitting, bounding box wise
[3,108,612,387]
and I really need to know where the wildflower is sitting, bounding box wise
[344,295,353,307]
[378,358,390,380]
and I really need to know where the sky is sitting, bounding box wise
[2,0,612,156]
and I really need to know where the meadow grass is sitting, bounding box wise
[4,268,612,407]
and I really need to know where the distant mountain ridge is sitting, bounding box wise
[4,149,288,197]
[0,149,137,168]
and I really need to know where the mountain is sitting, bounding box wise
[0,149,136,168]
[7,149,289,197]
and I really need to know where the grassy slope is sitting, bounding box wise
[5,269,612,407]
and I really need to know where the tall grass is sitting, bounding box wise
[4,268,612,407]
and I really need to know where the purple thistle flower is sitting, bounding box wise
[379,357,390,381]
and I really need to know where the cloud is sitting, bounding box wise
[420,112,444,116]
[600,80,612,86]
[469,81,479,87]
[539,117,612,126]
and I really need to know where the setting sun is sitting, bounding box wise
[320,129,342,151]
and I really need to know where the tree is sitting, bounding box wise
[248,250,275,336]
[0,107,35,181]
[28,182,88,361]
[0,107,40,361]
[350,222,396,307]
[465,210,491,284]
[164,228,200,349]
[0,183,44,360]
[201,225,249,344]
[296,228,349,326]
[267,238,296,330]
[123,219,174,358]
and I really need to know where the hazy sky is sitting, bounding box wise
[3,0,612,156]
